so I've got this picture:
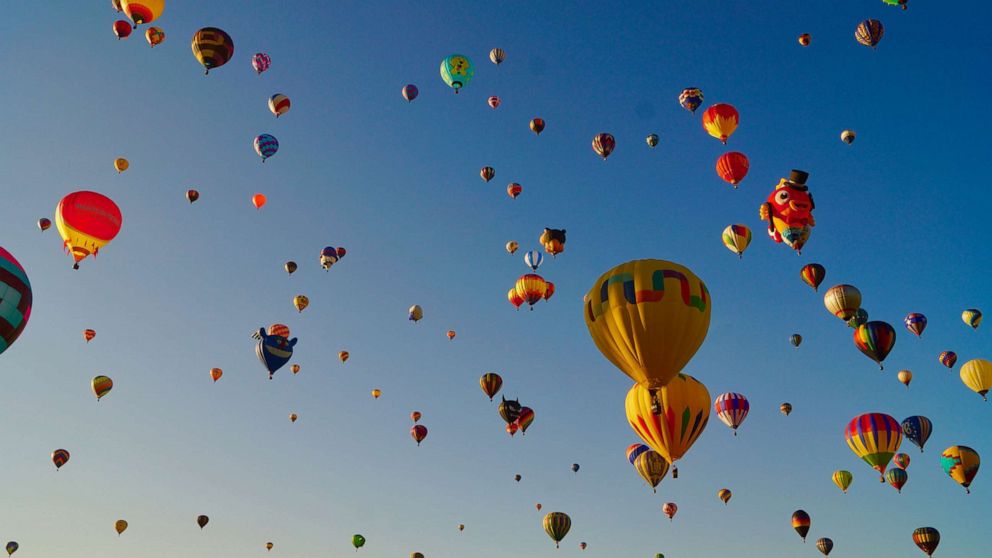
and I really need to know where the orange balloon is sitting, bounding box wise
[290,364,301,374]
[83,329,96,342]
[447,330,456,340]
[252,193,267,209]
[210,368,223,382]
[411,411,422,422]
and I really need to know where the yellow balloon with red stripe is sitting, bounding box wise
[92,375,113,400]
[55,191,123,269]
[584,259,711,390]
[625,374,710,472]
[269,94,291,117]
[120,0,164,25]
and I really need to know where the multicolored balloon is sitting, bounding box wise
[524,250,543,271]
[515,274,548,310]
[939,351,957,369]
[55,191,123,269]
[145,26,164,47]
[721,224,751,258]
[530,118,545,135]
[901,416,932,452]
[192,28,234,74]
[91,376,113,400]
[702,103,739,143]
[662,502,677,521]
[120,1,164,26]
[592,133,615,160]
[940,445,980,493]
[904,313,927,337]
[717,488,732,504]
[542,512,571,548]
[800,264,826,291]
[845,413,902,480]
[255,325,297,379]
[539,228,566,257]
[481,166,495,182]
[402,84,418,102]
[489,48,505,65]
[913,527,940,557]
[678,88,703,113]
[626,375,710,475]
[52,449,70,470]
[886,467,908,493]
[37,218,51,231]
[714,392,749,435]
[252,53,271,75]
[646,134,659,147]
[832,470,853,493]
[823,285,862,321]
[759,170,815,253]
[816,538,833,556]
[439,54,474,93]
[268,94,291,117]
[841,130,856,144]
[855,19,884,48]
[853,321,896,369]
[254,134,279,162]
[962,309,983,329]
[0,248,32,356]
[790,333,803,347]
[791,510,810,542]
[632,450,670,492]
[480,373,502,400]
[780,402,792,416]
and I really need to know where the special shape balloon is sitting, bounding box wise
[759,170,815,253]
[255,325,297,379]
[55,191,123,269]
[0,248,32,356]
[440,54,474,93]
[539,228,566,257]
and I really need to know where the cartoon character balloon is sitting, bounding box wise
[255,324,298,379]
[0,248,32,356]
[56,191,123,269]
[440,54,474,93]
[759,170,815,253]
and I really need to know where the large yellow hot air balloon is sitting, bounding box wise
[625,375,710,475]
[960,358,992,401]
[120,1,164,26]
[584,259,711,391]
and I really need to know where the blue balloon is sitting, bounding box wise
[524,250,543,271]
[255,328,297,379]
[254,134,279,162]
[901,415,933,453]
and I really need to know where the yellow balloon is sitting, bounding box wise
[823,285,862,320]
[293,294,309,312]
[506,241,519,254]
[114,157,129,173]
[625,374,710,470]
[584,259,711,390]
[120,0,165,25]
[960,358,992,401]
[633,450,670,492]
[832,470,853,493]
[717,488,732,504]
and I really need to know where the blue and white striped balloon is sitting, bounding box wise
[524,250,543,271]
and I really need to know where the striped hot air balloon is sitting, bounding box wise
[912,527,940,556]
[791,510,811,542]
[832,470,853,493]
[633,450,670,492]
[626,443,649,465]
[715,152,749,187]
[523,250,543,271]
[253,134,279,162]
[938,351,957,369]
[714,392,750,435]
[252,53,271,74]
[268,94,291,117]
[815,538,833,556]
[542,512,571,548]
[192,28,235,74]
[515,274,548,310]
[0,248,32,356]
[55,191,123,269]
[886,467,908,493]
[901,416,932,452]
[91,376,113,400]
[626,375,710,476]
[489,48,506,65]
[592,133,615,160]
[800,263,826,292]
[855,19,884,48]
[845,413,902,481]
[721,224,751,258]
[52,449,70,470]
[853,321,896,369]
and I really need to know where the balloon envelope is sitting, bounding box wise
[0,247,32,356]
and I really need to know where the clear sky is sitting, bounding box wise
[1,1,989,556]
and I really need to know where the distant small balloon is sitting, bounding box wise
[252,193,267,209]
[210,368,222,382]
[186,189,200,203]
[402,84,419,102]
[530,118,545,135]
[284,261,297,274]
[488,96,501,109]
[37,218,51,231]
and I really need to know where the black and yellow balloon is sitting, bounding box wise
[584,259,711,390]
[192,28,234,75]
[120,1,164,26]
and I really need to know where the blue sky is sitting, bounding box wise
[0,1,989,556]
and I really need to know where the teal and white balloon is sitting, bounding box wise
[440,54,474,93]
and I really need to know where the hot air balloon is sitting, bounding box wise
[266,542,273,551]
[853,321,896,369]
[514,474,522,482]
[626,375,710,476]
[56,191,122,270]
[662,502,677,521]
[780,402,792,416]
[544,282,555,301]
[5,543,16,556]
[941,445,980,493]
[197,515,209,529]
[524,250,544,271]
[488,96,501,109]
[254,134,279,162]
[290,364,300,374]
[886,468,908,492]
[255,325,297,379]
[721,224,751,258]
[539,228,566,257]
[543,512,571,548]
[633,450,670,492]
[898,370,913,387]
[717,488,732,504]
[679,88,703,113]
[790,334,803,347]
[515,274,548,310]
[52,449,70,470]
[592,133,615,160]
[847,308,870,329]
[904,313,927,337]
[268,94,291,117]
[412,553,424,558]
[91,376,113,400]
[823,285,861,321]
[411,424,427,445]
[408,305,423,322]
[339,351,350,362]
[352,535,366,550]
[0,248,31,358]
[506,423,519,436]
[372,389,382,399]
[508,288,524,310]
[626,443,649,465]
[530,118,545,135]
[252,53,271,74]
[702,103,739,143]
[759,170,815,253]
[481,166,495,182]
[845,413,902,481]
[37,218,51,231]
[855,19,884,48]
[489,48,505,65]
[646,134,659,147]
[960,358,992,400]
[252,193,267,209]
[800,263,826,292]
[112,0,122,11]
[894,452,911,469]
[440,54,474,93]
[901,416,932,453]
[505,241,518,254]
[962,309,983,329]
[714,392,749,435]
[458,524,465,531]
[402,84,419,102]
[446,330,456,340]
[913,527,940,556]
[289,413,298,423]
[792,510,811,542]
[120,1,163,25]
[716,152,749,187]
[293,295,309,313]
[283,261,297,274]
[832,470,853,493]
[115,519,128,535]
[186,189,200,203]
[480,373,502,400]
[145,26,164,46]
[192,28,234,74]
[939,351,957,369]
[516,407,535,434]
[507,183,522,199]
[411,411,421,423]
[798,33,811,46]
[113,20,132,39]
[841,130,856,144]
[498,396,521,425]
[816,538,832,556]
[210,367,222,382]
[535,503,542,511]
[82,329,96,343]
[585,259,711,390]
[113,157,130,174]
[579,542,587,550]
[319,247,340,270]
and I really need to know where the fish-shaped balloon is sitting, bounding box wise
[759,170,815,253]
[255,326,297,379]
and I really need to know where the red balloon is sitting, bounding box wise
[113,20,132,39]
[715,152,750,187]
[411,424,428,445]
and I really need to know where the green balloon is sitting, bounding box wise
[655,554,665,558]
[352,534,366,549]
[439,54,474,92]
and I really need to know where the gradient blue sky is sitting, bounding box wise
[1,1,989,556]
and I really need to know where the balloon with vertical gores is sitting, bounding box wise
[715,152,749,187]
[938,351,957,368]
[823,285,861,321]
[901,416,932,452]
[592,133,615,160]
[855,19,884,48]
[252,53,271,75]
[543,512,571,548]
[524,250,543,271]
[904,313,927,337]
[515,274,548,310]
[678,88,703,113]
[632,450,670,492]
[960,358,992,400]
[853,321,896,369]
[845,413,902,481]
[912,527,940,557]
[402,84,418,102]
[487,96,500,109]
[91,376,113,400]
[411,425,428,445]
[481,166,495,182]
[489,48,505,65]
[816,538,833,556]
[800,263,825,292]
[714,392,749,435]
[507,183,522,199]
[702,103,739,143]
[886,467,908,492]
[962,309,983,329]
[721,224,751,258]
[268,94,291,117]
[120,0,164,26]
[480,373,502,400]
[832,470,853,493]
